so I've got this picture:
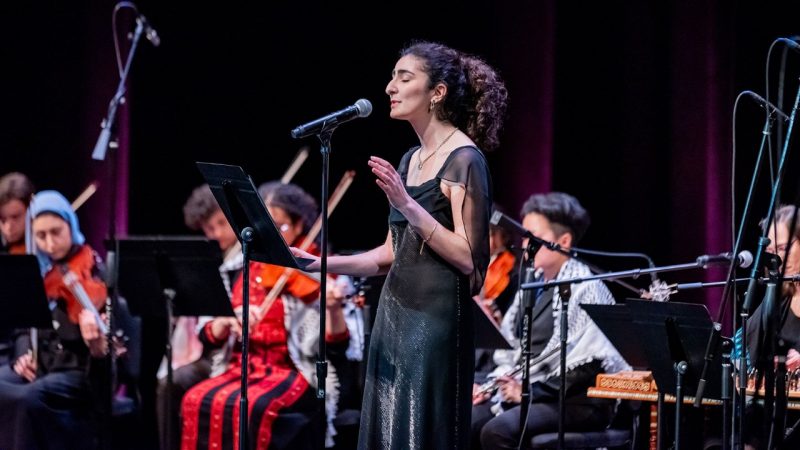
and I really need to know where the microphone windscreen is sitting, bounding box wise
[739,250,754,269]
[355,99,373,118]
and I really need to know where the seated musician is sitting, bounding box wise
[480,205,520,319]
[733,204,800,449]
[0,190,109,450]
[475,206,521,384]
[180,182,354,450]
[0,172,36,366]
[0,172,35,255]
[475,192,630,450]
[157,183,245,450]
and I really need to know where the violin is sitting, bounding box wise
[481,250,516,301]
[255,240,321,303]
[43,245,108,331]
[7,241,26,255]
[250,170,356,319]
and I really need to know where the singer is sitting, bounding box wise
[291,40,508,449]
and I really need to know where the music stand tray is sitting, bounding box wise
[195,162,314,270]
[472,299,514,350]
[115,236,234,318]
[580,303,648,370]
[625,298,722,400]
[0,255,53,332]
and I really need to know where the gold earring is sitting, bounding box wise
[428,99,436,113]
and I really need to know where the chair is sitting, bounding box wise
[529,400,640,450]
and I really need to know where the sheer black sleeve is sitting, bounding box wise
[439,147,493,295]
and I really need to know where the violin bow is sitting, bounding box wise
[71,182,98,211]
[254,170,356,318]
[280,146,310,184]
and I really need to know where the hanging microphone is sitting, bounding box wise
[490,211,533,239]
[696,250,754,269]
[291,99,372,139]
[743,90,789,122]
[778,37,800,53]
[136,13,161,47]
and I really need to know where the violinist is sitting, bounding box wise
[479,206,520,321]
[156,183,244,450]
[0,172,36,366]
[0,172,35,256]
[180,182,352,450]
[0,190,108,450]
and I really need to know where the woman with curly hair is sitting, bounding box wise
[293,40,508,449]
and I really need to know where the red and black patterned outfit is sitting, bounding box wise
[180,262,324,450]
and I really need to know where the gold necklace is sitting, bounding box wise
[417,128,458,170]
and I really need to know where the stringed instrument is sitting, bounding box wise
[43,245,108,333]
[252,170,356,319]
[482,250,516,301]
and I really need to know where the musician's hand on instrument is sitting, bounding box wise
[290,247,320,272]
[369,156,412,211]
[496,376,522,404]
[14,352,37,382]
[472,383,491,405]
[211,317,241,341]
[787,349,800,372]
[79,310,109,358]
[326,277,347,309]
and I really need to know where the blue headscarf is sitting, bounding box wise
[25,190,85,274]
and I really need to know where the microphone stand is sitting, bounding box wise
[90,13,146,450]
[738,80,800,450]
[520,257,741,449]
[691,97,782,450]
[517,241,542,446]
[556,282,570,450]
[521,231,645,298]
[314,128,334,450]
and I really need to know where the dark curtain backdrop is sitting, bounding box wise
[4,0,800,317]
[5,0,800,333]
[3,1,800,445]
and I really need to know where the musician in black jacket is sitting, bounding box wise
[0,190,109,450]
[475,192,630,450]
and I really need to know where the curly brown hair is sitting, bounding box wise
[399,40,508,151]
[182,184,220,231]
[263,183,318,234]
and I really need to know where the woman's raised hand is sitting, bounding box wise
[369,156,411,211]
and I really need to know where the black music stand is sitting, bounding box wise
[196,162,314,271]
[0,255,53,332]
[580,304,648,370]
[471,299,514,350]
[195,162,314,450]
[115,236,234,318]
[115,236,235,450]
[625,299,723,450]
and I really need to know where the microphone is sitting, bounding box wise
[696,250,754,269]
[291,99,372,139]
[136,13,161,47]
[490,210,533,239]
[778,37,800,53]
[743,90,789,122]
